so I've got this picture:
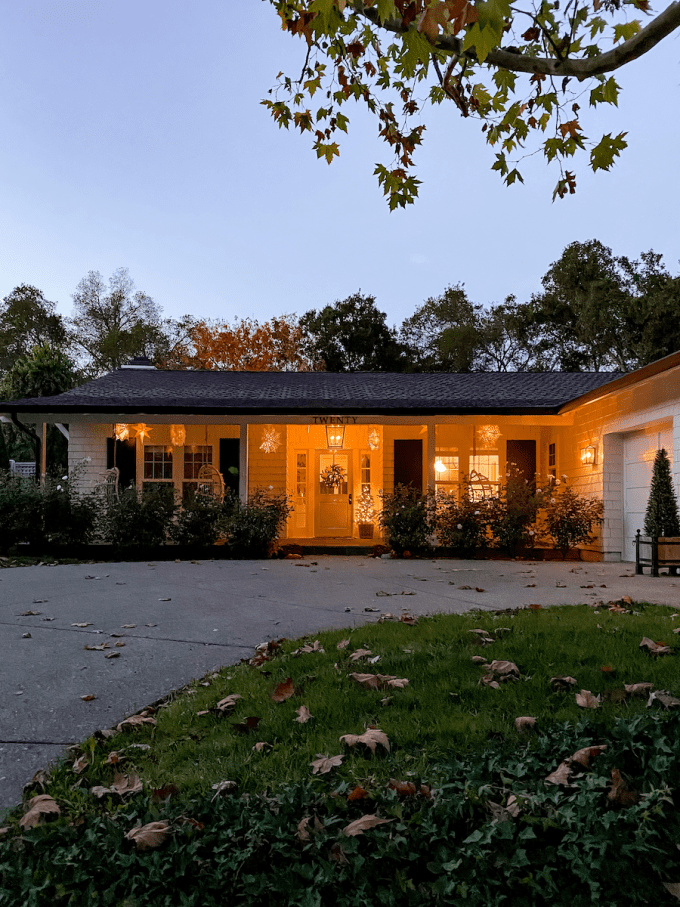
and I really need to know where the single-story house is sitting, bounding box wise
[2,351,679,560]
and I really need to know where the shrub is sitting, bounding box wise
[540,477,604,558]
[436,488,489,553]
[0,470,45,550]
[379,484,436,555]
[169,491,225,546]
[486,465,542,555]
[221,488,292,558]
[100,485,177,548]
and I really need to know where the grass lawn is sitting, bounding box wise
[2,601,680,906]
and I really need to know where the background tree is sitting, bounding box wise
[643,448,680,538]
[301,292,409,371]
[158,315,320,371]
[619,251,680,368]
[0,285,70,377]
[475,296,541,371]
[400,284,482,371]
[69,268,168,375]
[265,0,680,206]
[0,343,78,472]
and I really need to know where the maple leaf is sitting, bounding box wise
[550,675,577,691]
[347,786,369,801]
[337,638,350,649]
[72,755,88,774]
[111,772,143,797]
[125,820,171,851]
[545,761,572,786]
[294,705,313,723]
[117,714,156,732]
[514,717,536,733]
[349,648,373,662]
[342,814,392,836]
[569,745,607,769]
[387,778,417,796]
[19,795,60,829]
[647,690,680,709]
[233,716,261,734]
[340,728,390,754]
[271,677,296,702]
[215,693,242,714]
[624,682,653,697]
[639,637,671,656]
[310,753,344,774]
[608,768,639,807]
[575,689,600,709]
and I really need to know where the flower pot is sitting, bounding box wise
[658,537,680,561]
[358,523,374,539]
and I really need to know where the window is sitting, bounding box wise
[469,454,499,500]
[435,449,459,496]
[361,453,371,493]
[548,442,556,479]
[296,452,307,499]
[143,445,173,481]
[183,445,213,498]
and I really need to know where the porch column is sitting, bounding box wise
[239,424,248,502]
[426,420,436,493]
[41,422,47,484]
[602,432,623,562]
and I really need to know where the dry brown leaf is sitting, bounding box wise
[104,751,125,765]
[640,637,671,656]
[340,727,390,754]
[125,820,171,851]
[215,693,242,714]
[515,717,536,733]
[122,624,136,629]
[117,714,157,732]
[111,772,143,796]
[329,842,349,864]
[342,814,392,837]
[349,672,381,690]
[19,795,60,829]
[151,783,179,801]
[232,716,261,734]
[575,689,600,709]
[211,780,237,800]
[569,744,607,768]
[90,785,113,799]
[336,638,350,649]
[545,761,572,786]
[297,815,325,840]
[115,641,125,648]
[71,622,92,628]
[271,677,296,702]
[310,753,344,775]
[608,768,639,807]
[293,640,325,655]
[72,755,88,774]
[252,741,272,753]
[105,652,120,659]
[385,676,409,689]
[506,794,521,817]
[662,882,680,900]
[647,689,680,709]
[295,705,313,723]
[388,778,417,796]
[349,648,373,662]
[484,660,520,683]
[84,643,110,651]
[399,615,418,626]
[550,676,578,691]
[471,655,488,664]
[624,682,654,697]
[80,694,96,702]
[347,786,368,801]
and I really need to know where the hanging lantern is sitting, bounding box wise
[259,427,281,453]
[170,424,186,446]
[113,423,129,442]
[326,423,345,449]
[368,429,380,450]
[135,423,152,443]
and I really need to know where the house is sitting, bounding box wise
[2,351,680,560]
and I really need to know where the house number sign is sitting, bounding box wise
[311,416,358,424]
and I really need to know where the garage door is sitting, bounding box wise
[623,428,673,560]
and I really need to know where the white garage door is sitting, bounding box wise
[623,428,673,560]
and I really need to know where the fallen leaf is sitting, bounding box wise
[84,643,110,651]
[151,783,179,801]
[336,639,350,649]
[340,728,390,754]
[215,693,242,714]
[399,615,418,625]
[271,678,296,702]
[211,780,237,800]
[71,622,92,628]
[19,795,60,829]
[550,676,578,691]
[475,587,486,593]
[485,660,520,681]
[80,694,97,702]
[569,745,607,768]
[90,786,113,799]
[515,717,536,733]
[471,655,488,664]
[311,753,344,775]
[347,786,368,801]
[117,714,157,732]
[506,794,521,817]
[342,814,392,837]
[647,689,680,709]
[158,598,171,602]
[640,637,671,656]
[125,820,171,851]
[458,585,472,590]
[105,652,120,659]
[293,640,325,655]
[525,584,536,588]
[624,682,654,697]
[19,610,41,616]
[545,761,572,786]
[575,689,600,709]
[349,649,373,661]
[104,751,125,765]
[115,641,125,648]
[527,604,543,610]
[111,772,143,797]
[233,716,261,734]
[329,842,349,864]
[295,705,313,723]
[122,624,136,629]
[662,883,680,900]
[252,741,272,753]
[387,779,417,796]
[72,755,88,774]
[608,768,639,807]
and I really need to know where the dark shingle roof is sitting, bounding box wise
[0,367,624,416]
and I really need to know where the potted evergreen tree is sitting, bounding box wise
[643,448,680,565]
[355,489,377,539]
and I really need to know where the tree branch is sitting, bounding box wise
[353,1,680,79]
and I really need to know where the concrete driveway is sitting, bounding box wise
[1,554,676,810]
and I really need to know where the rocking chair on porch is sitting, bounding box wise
[197,464,225,502]
[467,470,494,501]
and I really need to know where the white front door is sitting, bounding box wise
[316,452,352,537]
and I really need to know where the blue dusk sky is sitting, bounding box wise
[1,0,678,331]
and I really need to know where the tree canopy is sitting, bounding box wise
[0,285,69,377]
[264,0,680,205]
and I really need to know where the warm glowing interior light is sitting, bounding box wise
[434,459,447,474]
[113,423,129,441]
[326,424,345,449]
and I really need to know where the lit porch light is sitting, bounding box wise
[135,423,152,443]
[580,444,597,465]
[326,424,345,449]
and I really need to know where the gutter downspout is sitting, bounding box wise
[9,413,42,483]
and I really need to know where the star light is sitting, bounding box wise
[260,427,281,453]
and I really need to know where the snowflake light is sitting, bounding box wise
[477,424,501,448]
[368,429,380,450]
[113,423,130,441]
[260,427,281,453]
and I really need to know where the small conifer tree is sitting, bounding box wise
[643,448,680,538]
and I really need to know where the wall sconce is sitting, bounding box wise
[113,423,129,441]
[581,444,597,465]
[326,424,345,449]
[170,424,186,446]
